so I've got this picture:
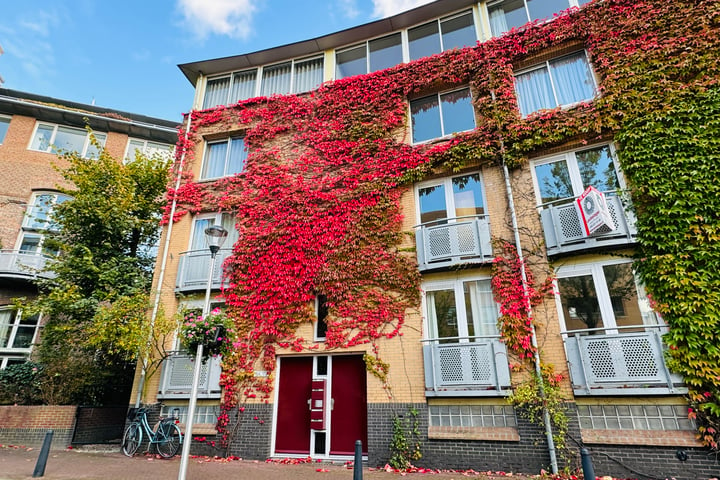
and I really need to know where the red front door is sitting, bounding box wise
[274,356,313,454]
[274,355,367,457]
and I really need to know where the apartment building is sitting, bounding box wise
[0,88,178,369]
[136,0,719,478]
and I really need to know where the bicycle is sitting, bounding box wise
[122,407,183,458]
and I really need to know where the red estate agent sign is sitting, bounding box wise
[576,186,615,236]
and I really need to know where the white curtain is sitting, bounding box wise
[202,141,227,179]
[230,70,257,103]
[515,66,554,116]
[0,309,14,348]
[293,57,323,94]
[551,53,595,106]
[261,63,291,96]
[203,77,230,109]
[466,281,499,337]
[489,6,509,36]
[226,138,247,176]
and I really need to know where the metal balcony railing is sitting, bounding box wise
[415,215,493,271]
[422,336,511,397]
[540,193,637,256]
[563,325,685,396]
[0,250,55,280]
[157,352,223,399]
[175,248,232,293]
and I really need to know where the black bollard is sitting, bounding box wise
[580,447,595,480]
[353,440,363,480]
[32,429,54,478]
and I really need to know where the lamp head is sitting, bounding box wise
[204,225,229,255]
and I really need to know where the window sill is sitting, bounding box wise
[581,428,701,447]
[428,426,519,441]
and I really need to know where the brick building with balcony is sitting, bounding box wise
[132,0,719,478]
[0,88,178,369]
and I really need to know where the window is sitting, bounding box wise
[531,144,621,206]
[0,116,10,144]
[315,294,329,341]
[0,308,40,352]
[488,0,589,37]
[424,278,499,342]
[125,138,174,163]
[29,123,107,158]
[410,87,475,143]
[22,192,71,232]
[555,260,661,334]
[417,172,486,225]
[515,51,597,116]
[190,213,239,252]
[408,10,477,61]
[202,56,324,109]
[201,137,248,179]
[336,33,403,79]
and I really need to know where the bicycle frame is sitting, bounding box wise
[135,408,183,445]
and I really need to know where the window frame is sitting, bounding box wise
[0,308,41,352]
[514,51,598,117]
[415,171,487,225]
[314,294,329,341]
[124,138,175,163]
[188,213,239,252]
[0,115,10,144]
[28,122,107,158]
[409,86,476,144]
[486,0,590,37]
[200,136,248,180]
[529,143,626,207]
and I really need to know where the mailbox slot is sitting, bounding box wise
[309,379,326,430]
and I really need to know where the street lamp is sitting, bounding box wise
[178,225,228,480]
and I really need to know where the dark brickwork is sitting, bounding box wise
[225,403,273,459]
[72,406,127,445]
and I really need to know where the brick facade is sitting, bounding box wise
[0,405,77,448]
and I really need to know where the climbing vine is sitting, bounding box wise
[163,0,720,450]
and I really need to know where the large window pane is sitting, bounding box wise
[603,264,644,329]
[465,280,498,337]
[85,132,106,159]
[261,62,292,96]
[419,183,447,224]
[0,310,13,348]
[226,137,248,175]
[440,11,476,51]
[515,66,554,116]
[440,88,475,136]
[231,70,257,102]
[202,141,228,179]
[452,174,484,217]
[409,21,441,61]
[0,117,9,144]
[411,95,442,143]
[550,53,596,106]
[576,145,619,192]
[489,0,528,36]
[53,126,86,154]
[204,76,231,109]
[293,57,323,94]
[526,0,570,22]
[336,45,366,79]
[534,160,573,204]
[427,289,459,341]
[369,33,402,72]
[558,275,603,331]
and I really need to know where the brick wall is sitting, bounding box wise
[0,405,77,449]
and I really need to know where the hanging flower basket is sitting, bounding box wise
[180,308,234,361]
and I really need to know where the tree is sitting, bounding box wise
[22,134,174,405]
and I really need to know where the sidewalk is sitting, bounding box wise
[0,445,516,480]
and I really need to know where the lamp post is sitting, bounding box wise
[178,225,228,480]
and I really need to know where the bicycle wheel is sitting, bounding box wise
[155,422,182,458]
[122,423,142,457]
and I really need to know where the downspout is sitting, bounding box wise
[492,93,558,473]
[134,86,199,407]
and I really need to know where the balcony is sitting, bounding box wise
[175,248,232,293]
[157,352,223,399]
[563,325,686,396]
[422,336,511,397]
[540,193,637,257]
[0,250,55,281]
[415,215,493,272]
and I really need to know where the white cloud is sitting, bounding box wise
[339,0,361,19]
[371,0,435,18]
[177,0,258,40]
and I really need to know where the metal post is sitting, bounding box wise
[32,430,53,477]
[178,248,218,480]
[580,447,595,480]
[353,440,363,480]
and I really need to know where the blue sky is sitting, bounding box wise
[0,0,433,123]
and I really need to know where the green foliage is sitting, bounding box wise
[388,407,422,471]
[180,309,235,362]
[23,137,171,405]
[0,362,44,405]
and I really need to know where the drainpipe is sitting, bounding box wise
[134,93,197,408]
[492,93,558,474]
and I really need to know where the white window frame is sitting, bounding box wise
[314,294,328,342]
[415,171,487,225]
[422,276,500,342]
[514,51,597,116]
[485,0,590,37]
[554,259,663,336]
[529,143,626,206]
[200,137,248,180]
[124,138,175,163]
[189,213,238,252]
[409,87,476,144]
[28,122,107,158]
[407,9,480,61]
[0,308,41,354]
[0,115,10,144]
